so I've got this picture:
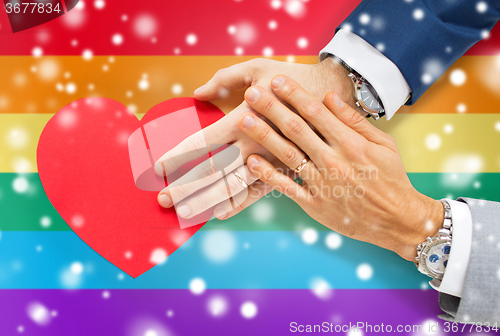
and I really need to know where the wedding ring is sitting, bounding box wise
[233,170,249,189]
[294,157,309,174]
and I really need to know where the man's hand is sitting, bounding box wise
[155,57,356,221]
[239,75,444,261]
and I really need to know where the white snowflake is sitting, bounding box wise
[449,69,467,86]
[476,1,488,14]
[413,8,425,20]
[240,301,258,319]
[186,33,198,45]
[301,228,318,245]
[189,278,206,295]
[112,34,123,45]
[32,47,43,57]
[359,13,370,25]
[94,0,105,9]
[356,263,373,281]
[425,134,441,151]
[325,233,342,250]
[297,37,308,49]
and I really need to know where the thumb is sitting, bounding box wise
[194,61,256,101]
[324,92,395,148]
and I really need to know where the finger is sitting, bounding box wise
[213,180,273,220]
[269,75,355,144]
[243,86,328,161]
[324,92,396,148]
[194,60,259,101]
[238,113,321,183]
[247,155,310,206]
[174,165,258,219]
[158,144,244,208]
[153,104,243,177]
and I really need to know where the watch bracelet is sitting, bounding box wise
[414,199,453,267]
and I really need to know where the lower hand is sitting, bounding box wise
[239,75,444,261]
[155,58,356,221]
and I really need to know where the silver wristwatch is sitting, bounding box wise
[330,55,385,120]
[415,199,453,280]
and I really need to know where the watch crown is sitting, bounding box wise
[426,237,433,242]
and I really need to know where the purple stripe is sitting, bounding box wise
[0,289,468,335]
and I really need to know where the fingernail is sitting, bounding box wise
[241,115,255,129]
[194,85,205,95]
[176,204,191,218]
[272,76,285,88]
[332,92,345,108]
[214,208,227,220]
[246,87,261,103]
[248,157,260,169]
[158,193,172,207]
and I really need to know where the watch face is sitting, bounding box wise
[360,82,383,113]
[425,243,451,275]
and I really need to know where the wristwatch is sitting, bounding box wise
[330,55,385,120]
[415,199,453,281]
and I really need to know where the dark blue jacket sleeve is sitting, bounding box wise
[339,0,500,104]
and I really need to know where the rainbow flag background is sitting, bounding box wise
[0,0,499,334]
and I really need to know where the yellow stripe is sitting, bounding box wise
[374,114,500,173]
[2,113,500,173]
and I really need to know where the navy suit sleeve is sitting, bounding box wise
[338,0,500,104]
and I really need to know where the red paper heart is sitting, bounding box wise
[37,97,224,278]
[3,0,79,33]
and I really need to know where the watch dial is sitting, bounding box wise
[360,82,383,112]
[425,243,451,275]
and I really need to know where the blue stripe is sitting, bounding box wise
[0,231,428,289]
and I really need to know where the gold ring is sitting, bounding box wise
[294,157,309,174]
[233,170,249,189]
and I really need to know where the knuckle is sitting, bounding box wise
[214,68,226,79]
[347,110,365,127]
[170,184,188,201]
[258,127,272,143]
[163,154,177,170]
[185,132,207,153]
[192,195,209,212]
[282,85,301,101]
[278,181,292,197]
[261,168,274,182]
[227,176,242,195]
[201,162,215,178]
[386,134,397,145]
[248,58,263,67]
[282,146,299,165]
[302,100,323,118]
[261,97,275,115]
[285,118,304,137]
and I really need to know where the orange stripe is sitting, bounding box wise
[0,56,498,115]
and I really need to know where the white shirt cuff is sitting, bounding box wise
[319,29,411,120]
[429,199,473,298]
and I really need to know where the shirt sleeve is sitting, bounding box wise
[319,29,411,120]
[429,199,473,298]
[332,0,500,105]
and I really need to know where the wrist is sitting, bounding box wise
[315,56,368,117]
[393,193,445,261]
[312,57,366,116]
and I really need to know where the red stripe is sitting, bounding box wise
[0,0,497,56]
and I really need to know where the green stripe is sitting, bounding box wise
[0,173,497,231]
